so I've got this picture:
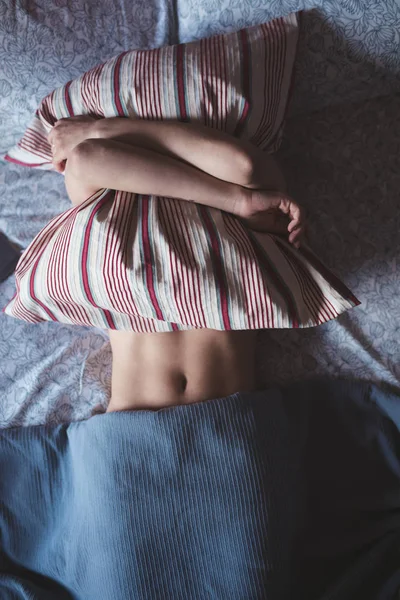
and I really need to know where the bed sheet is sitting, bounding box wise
[0,0,175,427]
[177,0,400,116]
[257,92,400,392]
[1,0,400,427]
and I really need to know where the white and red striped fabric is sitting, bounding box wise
[5,14,300,168]
[2,14,360,331]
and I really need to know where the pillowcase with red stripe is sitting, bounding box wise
[4,14,300,168]
[2,13,360,332]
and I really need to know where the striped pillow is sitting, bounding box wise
[2,14,360,331]
[5,15,300,168]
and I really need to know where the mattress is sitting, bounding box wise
[0,0,399,427]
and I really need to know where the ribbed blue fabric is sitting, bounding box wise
[0,382,399,600]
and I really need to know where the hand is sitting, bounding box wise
[240,189,305,248]
[48,115,97,173]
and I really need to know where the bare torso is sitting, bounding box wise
[107,329,257,412]
[51,117,298,414]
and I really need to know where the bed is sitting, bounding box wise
[1,381,399,599]
[1,0,400,427]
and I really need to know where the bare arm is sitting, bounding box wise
[51,117,304,245]
[50,116,287,192]
[92,118,286,190]
[65,137,249,217]
[64,138,303,246]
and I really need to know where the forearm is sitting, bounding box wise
[68,138,249,215]
[92,118,252,185]
[92,118,283,189]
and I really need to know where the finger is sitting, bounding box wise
[277,196,303,225]
[288,234,301,249]
[288,226,305,248]
[287,219,302,233]
[289,229,301,244]
[288,203,303,225]
[288,222,304,237]
[289,227,305,247]
[48,131,61,149]
[276,195,292,215]
[278,196,303,222]
[52,148,65,164]
[52,159,65,173]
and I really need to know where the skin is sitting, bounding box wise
[48,116,306,412]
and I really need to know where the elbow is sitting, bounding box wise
[67,138,100,181]
[233,150,257,187]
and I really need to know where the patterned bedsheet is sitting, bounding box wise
[0,0,399,427]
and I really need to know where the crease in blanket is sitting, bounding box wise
[0,381,399,599]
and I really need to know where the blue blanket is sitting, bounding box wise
[1,381,400,600]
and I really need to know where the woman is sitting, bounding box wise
[49,116,305,412]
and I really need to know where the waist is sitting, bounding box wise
[107,328,256,411]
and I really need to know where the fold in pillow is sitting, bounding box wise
[2,14,360,331]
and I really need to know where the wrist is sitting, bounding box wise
[233,185,252,218]
[91,118,107,140]
[92,117,139,141]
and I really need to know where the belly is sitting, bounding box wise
[107,328,257,412]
